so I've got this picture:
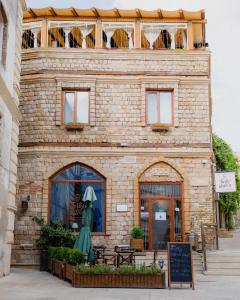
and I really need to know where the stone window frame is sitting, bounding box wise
[140,81,179,128]
[55,79,96,127]
[0,2,8,68]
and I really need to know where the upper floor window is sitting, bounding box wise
[146,91,173,126]
[0,3,7,66]
[63,90,89,125]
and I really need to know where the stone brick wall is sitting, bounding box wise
[13,47,214,266]
[0,0,25,277]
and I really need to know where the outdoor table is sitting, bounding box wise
[102,252,117,265]
[114,246,136,267]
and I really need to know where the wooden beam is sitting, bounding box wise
[49,7,57,17]
[136,9,142,19]
[29,8,37,18]
[114,8,121,18]
[92,7,100,18]
[71,7,79,17]
[179,9,184,19]
[157,9,163,19]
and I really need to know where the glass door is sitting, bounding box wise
[151,200,170,250]
[140,183,183,251]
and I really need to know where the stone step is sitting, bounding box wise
[207,262,240,269]
[204,269,240,276]
[207,257,240,263]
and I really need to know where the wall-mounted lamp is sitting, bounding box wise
[158,259,164,272]
[72,222,79,232]
[21,195,30,210]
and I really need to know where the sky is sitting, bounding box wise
[25,0,240,153]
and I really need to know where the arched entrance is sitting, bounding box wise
[137,160,185,251]
[48,162,106,233]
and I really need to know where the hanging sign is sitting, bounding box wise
[214,172,236,193]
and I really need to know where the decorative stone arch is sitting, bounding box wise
[42,158,112,234]
[133,157,190,236]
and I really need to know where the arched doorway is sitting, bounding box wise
[138,161,184,251]
[49,162,106,233]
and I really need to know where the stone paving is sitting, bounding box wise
[0,268,240,300]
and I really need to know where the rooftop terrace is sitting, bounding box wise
[22,7,207,50]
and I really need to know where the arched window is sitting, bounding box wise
[49,163,105,233]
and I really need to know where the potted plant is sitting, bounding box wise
[130,227,144,252]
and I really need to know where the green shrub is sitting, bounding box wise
[75,264,160,275]
[48,247,84,265]
[32,218,76,249]
[117,264,160,275]
[66,248,84,265]
[76,264,113,274]
[130,227,144,239]
[48,246,58,259]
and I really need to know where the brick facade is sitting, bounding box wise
[13,47,214,266]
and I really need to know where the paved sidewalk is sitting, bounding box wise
[219,228,240,251]
[0,268,240,300]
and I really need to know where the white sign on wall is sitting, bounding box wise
[215,172,236,193]
[116,204,128,212]
[155,212,166,221]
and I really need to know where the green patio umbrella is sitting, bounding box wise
[74,186,97,262]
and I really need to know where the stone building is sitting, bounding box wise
[13,7,214,267]
[0,0,26,276]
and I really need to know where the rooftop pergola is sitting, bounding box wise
[22,7,207,50]
[23,7,205,22]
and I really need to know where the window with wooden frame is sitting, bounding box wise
[62,90,90,128]
[146,91,174,128]
[49,163,106,234]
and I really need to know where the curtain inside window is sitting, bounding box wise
[64,92,74,123]
[147,93,158,124]
[77,92,89,123]
[160,92,172,124]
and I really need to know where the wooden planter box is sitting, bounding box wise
[130,239,144,252]
[65,263,75,282]
[73,271,166,289]
[48,258,54,273]
[53,260,65,279]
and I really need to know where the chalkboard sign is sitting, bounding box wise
[168,242,194,289]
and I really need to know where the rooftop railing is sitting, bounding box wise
[22,20,206,50]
